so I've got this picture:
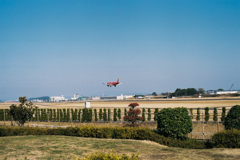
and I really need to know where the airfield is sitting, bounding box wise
[1,97,239,109]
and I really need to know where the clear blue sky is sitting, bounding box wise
[0,0,239,101]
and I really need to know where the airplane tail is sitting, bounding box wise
[117,78,119,83]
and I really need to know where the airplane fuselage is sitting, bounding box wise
[107,82,119,87]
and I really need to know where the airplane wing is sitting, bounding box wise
[118,82,126,85]
[102,83,107,85]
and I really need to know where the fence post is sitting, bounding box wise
[4,109,5,126]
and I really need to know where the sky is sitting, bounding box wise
[0,0,240,101]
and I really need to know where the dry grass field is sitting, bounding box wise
[1,135,240,160]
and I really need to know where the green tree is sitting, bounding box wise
[103,109,107,122]
[189,108,193,119]
[124,108,127,121]
[204,107,209,123]
[221,107,226,122]
[9,96,34,127]
[117,108,121,121]
[213,107,218,122]
[94,109,98,122]
[198,88,205,95]
[154,108,159,121]
[99,109,103,121]
[224,105,240,130]
[147,108,151,121]
[142,108,146,122]
[152,92,157,96]
[108,109,111,121]
[113,108,117,122]
[157,107,192,140]
[196,108,200,122]
[88,109,93,122]
[217,88,224,91]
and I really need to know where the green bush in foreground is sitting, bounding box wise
[157,107,192,140]
[212,129,240,148]
[224,105,240,130]
[0,126,206,149]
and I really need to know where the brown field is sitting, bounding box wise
[1,97,239,109]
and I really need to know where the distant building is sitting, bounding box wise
[117,94,133,100]
[206,90,216,95]
[92,96,100,100]
[49,95,66,102]
[100,96,117,100]
[216,90,238,95]
[69,94,79,101]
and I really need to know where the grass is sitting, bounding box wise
[1,135,240,160]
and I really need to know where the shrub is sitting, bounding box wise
[196,108,200,122]
[224,105,240,130]
[212,129,240,148]
[77,149,139,160]
[147,109,151,121]
[213,107,218,122]
[117,108,121,121]
[154,108,159,121]
[67,109,70,122]
[0,109,3,121]
[157,107,193,140]
[53,109,56,122]
[221,107,226,122]
[78,109,81,122]
[88,109,93,122]
[124,108,127,121]
[204,107,209,123]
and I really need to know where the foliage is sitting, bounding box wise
[204,107,209,123]
[88,109,93,122]
[154,108,159,121]
[0,126,207,149]
[198,88,205,94]
[78,109,81,122]
[221,107,226,122]
[224,105,240,130]
[217,88,224,91]
[117,108,121,121]
[189,108,193,119]
[196,108,200,121]
[77,149,139,160]
[103,109,107,122]
[94,109,98,122]
[124,108,127,121]
[172,88,198,97]
[212,129,240,148]
[157,107,193,140]
[9,96,34,127]
[147,109,151,121]
[213,107,218,122]
[142,108,146,122]
[99,109,102,121]
[108,109,111,121]
[123,103,143,127]
[113,108,117,122]
[152,92,157,96]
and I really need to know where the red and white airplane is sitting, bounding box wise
[103,78,124,87]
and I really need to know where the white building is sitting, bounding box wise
[117,94,133,100]
[49,95,66,102]
[69,94,79,101]
[92,96,100,100]
[216,90,238,95]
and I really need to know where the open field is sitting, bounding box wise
[1,135,240,160]
[1,97,240,109]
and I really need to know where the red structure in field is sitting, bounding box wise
[123,103,143,127]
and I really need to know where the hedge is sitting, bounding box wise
[0,126,207,149]
[212,129,240,148]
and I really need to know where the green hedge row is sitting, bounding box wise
[212,129,240,148]
[0,126,207,149]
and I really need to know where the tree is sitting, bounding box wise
[213,107,218,122]
[99,109,103,121]
[154,108,159,121]
[217,88,224,91]
[196,108,200,122]
[204,107,209,123]
[221,107,226,122]
[198,88,205,95]
[113,108,117,122]
[9,96,34,127]
[224,105,240,130]
[103,109,107,122]
[152,92,157,96]
[123,103,143,127]
[142,108,146,122]
[117,108,121,121]
[147,109,151,121]
[157,107,192,140]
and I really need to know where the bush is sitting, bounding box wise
[103,109,107,122]
[157,107,192,140]
[0,126,206,149]
[204,107,209,123]
[113,108,117,122]
[147,109,151,121]
[117,108,121,121]
[99,109,102,121]
[77,149,139,160]
[154,108,159,121]
[108,109,111,121]
[212,129,240,148]
[224,105,240,130]
[94,109,98,122]
[142,108,146,122]
[189,108,193,119]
